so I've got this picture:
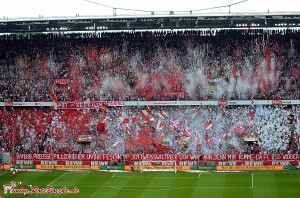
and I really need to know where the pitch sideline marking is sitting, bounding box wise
[251,173,254,189]
[115,176,198,179]
[110,186,186,192]
[47,172,68,186]
[112,173,117,177]
[53,185,252,190]
[108,186,252,192]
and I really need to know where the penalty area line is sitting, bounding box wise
[47,172,68,186]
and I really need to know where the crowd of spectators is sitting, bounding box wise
[0,105,299,155]
[0,29,299,102]
[0,29,300,155]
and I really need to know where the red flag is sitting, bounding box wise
[182,128,191,137]
[291,68,298,78]
[99,103,108,113]
[111,141,119,149]
[152,139,175,153]
[155,144,175,153]
[249,110,255,120]
[206,136,214,148]
[140,110,149,118]
[124,124,130,134]
[232,67,237,77]
[97,123,106,134]
[220,134,232,142]
[119,117,129,123]
[117,111,122,117]
[205,120,213,131]
[146,107,153,115]
[219,107,225,113]
[169,120,179,130]
[234,125,245,134]
[132,114,139,123]
[157,120,163,130]
[179,106,184,114]
[144,117,154,123]
[134,130,141,141]
[101,114,109,123]
[157,111,168,119]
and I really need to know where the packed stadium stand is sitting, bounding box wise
[0,14,300,158]
[0,30,299,102]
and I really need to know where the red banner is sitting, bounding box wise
[54,78,70,85]
[12,153,300,161]
[203,154,300,161]
[57,101,106,109]
[14,160,299,166]
[272,100,282,105]
[4,102,13,106]
[218,100,227,105]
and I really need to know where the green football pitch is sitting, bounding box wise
[1,170,300,198]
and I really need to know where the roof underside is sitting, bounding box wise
[0,12,300,33]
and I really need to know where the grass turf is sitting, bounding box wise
[0,170,300,198]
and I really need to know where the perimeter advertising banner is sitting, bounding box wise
[217,166,284,171]
[133,165,190,171]
[13,164,36,169]
[216,161,299,166]
[283,165,298,170]
[36,165,92,170]
[99,165,124,170]
[191,166,216,171]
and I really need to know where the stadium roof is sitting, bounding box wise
[0,12,300,33]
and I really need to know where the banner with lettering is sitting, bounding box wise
[36,165,92,170]
[54,78,70,85]
[13,164,36,169]
[15,160,299,166]
[99,165,124,170]
[216,166,284,171]
[13,153,300,161]
[57,101,106,109]
[217,161,299,166]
